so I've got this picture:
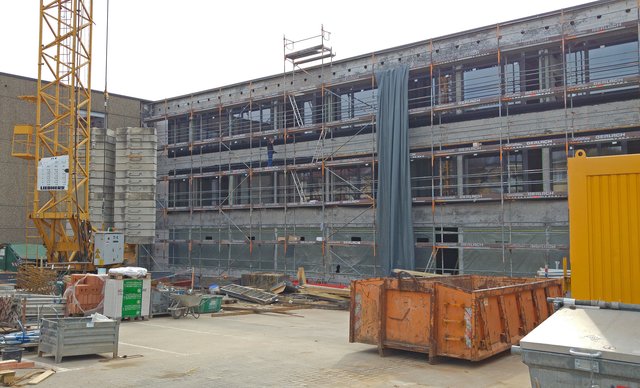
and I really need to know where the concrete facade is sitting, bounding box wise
[0,72,146,244]
[144,0,640,279]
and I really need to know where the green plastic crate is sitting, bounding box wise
[198,295,223,313]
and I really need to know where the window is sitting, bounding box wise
[463,65,500,100]
[504,62,521,94]
[168,179,189,207]
[334,86,376,121]
[551,148,567,192]
[168,115,189,144]
[464,153,501,195]
[331,165,373,202]
[408,71,432,109]
[433,68,455,105]
[589,41,638,82]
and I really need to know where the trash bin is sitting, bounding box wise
[198,295,223,313]
[517,306,640,386]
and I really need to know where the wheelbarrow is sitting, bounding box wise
[168,293,203,319]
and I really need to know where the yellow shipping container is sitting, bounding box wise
[568,150,640,304]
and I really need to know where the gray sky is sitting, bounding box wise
[1,0,589,101]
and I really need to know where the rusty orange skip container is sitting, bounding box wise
[349,274,562,362]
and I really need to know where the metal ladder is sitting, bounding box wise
[290,171,307,203]
[424,247,439,274]
[288,95,304,128]
[311,127,327,164]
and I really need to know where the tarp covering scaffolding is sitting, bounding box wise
[375,65,414,274]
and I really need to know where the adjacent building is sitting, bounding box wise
[0,72,146,244]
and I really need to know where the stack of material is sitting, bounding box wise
[0,293,66,328]
[0,296,18,326]
[15,265,56,295]
[293,284,351,310]
[114,127,157,244]
[240,273,289,290]
[65,274,106,316]
[15,294,65,326]
[89,128,116,229]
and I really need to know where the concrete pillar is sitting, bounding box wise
[273,171,278,204]
[212,178,219,205]
[228,175,235,205]
[325,168,332,202]
[456,155,464,196]
[458,228,464,274]
[542,147,551,192]
[455,65,463,114]
[188,116,194,143]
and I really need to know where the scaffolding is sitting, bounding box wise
[148,2,640,280]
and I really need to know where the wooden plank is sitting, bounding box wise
[28,369,55,385]
[0,361,35,370]
[12,370,44,385]
[392,269,445,278]
[297,267,307,286]
[299,285,350,297]
[0,370,15,385]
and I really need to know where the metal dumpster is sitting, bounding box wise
[38,316,119,363]
[349,274,562,362]
[517,306,640,386]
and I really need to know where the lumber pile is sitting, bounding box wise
[16,266,56,295]
[293,286,351,310]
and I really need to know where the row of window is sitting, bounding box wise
[164,140,640,208]
[165,37,639,146]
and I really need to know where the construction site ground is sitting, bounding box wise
[23,309,530,387]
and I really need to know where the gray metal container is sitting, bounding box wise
[38,317,119,363]
[517,306,640,387]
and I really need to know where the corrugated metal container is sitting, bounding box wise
[38,317,119,363]
[517,306,640,387]
[350,274,562,362]
[568,151,640,303]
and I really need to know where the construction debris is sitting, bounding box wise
[219,304,308,317]
[219,284,278,305]
[240,273,288,291]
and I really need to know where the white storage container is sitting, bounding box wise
[103,276,151,320]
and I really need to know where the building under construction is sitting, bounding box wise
[141,0,640,280]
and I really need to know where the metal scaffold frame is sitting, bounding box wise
[151,4,640,279]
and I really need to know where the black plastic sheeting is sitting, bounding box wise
[375,65,415,275]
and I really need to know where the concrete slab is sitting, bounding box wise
[25,309,530,387]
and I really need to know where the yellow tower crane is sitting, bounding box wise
[12,0,94,269]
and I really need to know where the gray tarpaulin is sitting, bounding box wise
[376,65,415,275]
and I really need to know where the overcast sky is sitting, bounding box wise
[1,0,589,101]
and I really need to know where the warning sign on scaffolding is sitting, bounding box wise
[37,155,69,191]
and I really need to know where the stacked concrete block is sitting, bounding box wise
[114,127,157,244]
[89,128,116,230]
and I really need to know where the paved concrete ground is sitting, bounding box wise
[23,309,531,387]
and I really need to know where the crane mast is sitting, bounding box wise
[12,0,94,267]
